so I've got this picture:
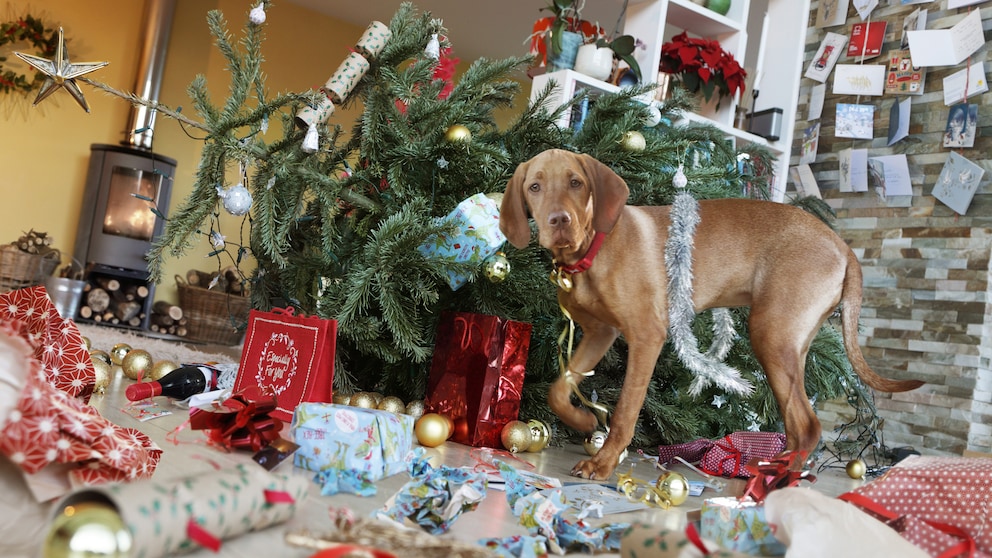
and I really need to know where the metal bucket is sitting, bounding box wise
[44,277,87,320]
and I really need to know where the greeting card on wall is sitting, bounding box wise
[933,152,984,215]
[900,8,927,50]
[839,148,869,193]
[833,64,886,95]
[885,50,926,95]
[906,9,983,67]
[852,0,879,20]
[848,21,887,61]
[808,83,826,120]
[887,97,912,146]
[816,0,850,28]
[947,0,985,8]
[836,104,875,140]
[800,123,820,164]
[790,164,822,199]
[943,103,978,149]
[868,155,913,197]
[942,61,987,105]
[804,33,848,83]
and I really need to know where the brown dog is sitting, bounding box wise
[499,149,923,480]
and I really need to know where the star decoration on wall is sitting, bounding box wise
[15,27,108,112]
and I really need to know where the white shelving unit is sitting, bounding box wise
[529,0,812,201]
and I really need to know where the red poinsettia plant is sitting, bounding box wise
[659,32,746,105]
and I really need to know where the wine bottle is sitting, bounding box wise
[125,364,219,401]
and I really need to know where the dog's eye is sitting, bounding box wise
[570,178,582,189]
[528,183,540,193]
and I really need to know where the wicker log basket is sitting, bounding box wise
[176,275,250,346]
[0,244,60,293]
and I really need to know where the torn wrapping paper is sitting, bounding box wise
[52,462,310,558]
[657,432,786,478]
[375,449,487,535]
[188,388,284,452]
[0,321,161,502]
[291,402,414,496]
[0,285,95,398]
[480,460,628,556]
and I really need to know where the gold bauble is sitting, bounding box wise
[482,251,511,283]
[370,392,385,406]
[44,501,132,558]
[656,471,690,507]
[90,357,112,394]
[81,336,91,351]
[444,124,472,143]
[332,392,352,405]
[350,392,376,409]
[501,420,533,454]
[846,458,867,479]
[121,349,153,381]
[527,419,551,452]
[405,400,425,419]
[89,349,112,366]
[621,130,646,152]
[415,413,450,448]
[149,360,179,381]
[378,396,406,414]
[109,343,132,366]
[583,430,609,456]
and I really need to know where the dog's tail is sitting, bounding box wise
[841,250,925,393]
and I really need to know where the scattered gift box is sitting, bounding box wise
[290,403,414,494]
[417,193,506,290]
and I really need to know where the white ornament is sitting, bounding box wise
[249,3,266,24]
[425,34,440,60]
[711,394,727,409]
[643,103,662,127]
[266,176,276,190]
[672,164,688,189]
[301,122,319,153]
[217,183,253,216]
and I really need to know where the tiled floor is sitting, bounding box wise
[80,362,867,558]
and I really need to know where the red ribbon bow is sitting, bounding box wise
[189,389,282,452]
[741,451,815,504]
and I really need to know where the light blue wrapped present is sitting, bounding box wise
[291,403,414,496]
[699,496,785,556]
[418,193,506,290]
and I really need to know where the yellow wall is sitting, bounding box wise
[0,0,366,303]
[1,0,526,305]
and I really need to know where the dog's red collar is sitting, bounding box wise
[556,231,606,275]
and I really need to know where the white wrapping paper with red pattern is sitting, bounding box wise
[0,285,95,398]
[841,455,992,557]
[0,320,161,501]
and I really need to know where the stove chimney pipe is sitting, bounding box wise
[124,0,176,150]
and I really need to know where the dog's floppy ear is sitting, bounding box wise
[578,153,630,234]
[499,160,532,249]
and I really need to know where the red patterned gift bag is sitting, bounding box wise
[840,455,992,557]
[0,285,95,398]
[425,311,532,448]
[234,307,336,422]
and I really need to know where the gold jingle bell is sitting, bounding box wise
[109,343,132,366]
[526,419,550,452]
[44,500,132,558]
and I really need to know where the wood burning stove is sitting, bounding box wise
[72,144,175,330]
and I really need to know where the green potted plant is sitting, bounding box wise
[595,33,643,84]
[530,0,599,72]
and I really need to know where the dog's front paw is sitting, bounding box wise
[570,455,619,481]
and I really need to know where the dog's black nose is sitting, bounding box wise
[548,211,571,228]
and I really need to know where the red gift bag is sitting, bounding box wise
[234,307,336,422]
[425,311,532,448]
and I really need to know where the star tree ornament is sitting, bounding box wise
[15,27,108,112]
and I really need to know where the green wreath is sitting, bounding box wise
[0,15,58,95]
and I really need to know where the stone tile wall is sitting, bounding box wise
[793,1,990,455]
